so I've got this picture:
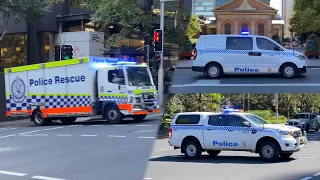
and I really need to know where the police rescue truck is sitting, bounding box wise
[168,109,307,162]
[5,56,159,126]
[192,33,307,79]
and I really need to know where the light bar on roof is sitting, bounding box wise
[241,31,250,35]
[88,56,138,69]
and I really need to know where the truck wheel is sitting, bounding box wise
[32,110,51,126]
[207,150,221,157]
[60,117,77,125]
[133,114,147,122]
[104,105,124,124]
[205,63,223,79]
[280,152,293,159]
[182,140,202,159]
[258,139,281,162]
[280,64,297,79]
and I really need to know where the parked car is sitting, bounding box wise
[286,113,320,132]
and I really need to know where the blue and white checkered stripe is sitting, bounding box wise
[6,95,91,111]
[99,96,128,104]
[198,49,295,56]
[170,125,280,134]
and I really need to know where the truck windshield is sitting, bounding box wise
[243,114,270,125]
[126,67,153,86]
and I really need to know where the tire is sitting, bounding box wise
[104,105,124,124]
[280,152,293,159]
[258,139,281,162]
[280,64,298,79]
[133,114,147,122]
[205,63,223,79]
[60,117,77,125]
[182,140,202,159]
[315,124,320,131]
[207,150,221,157]
[32,110,51,126]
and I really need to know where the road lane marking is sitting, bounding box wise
[299,177,313,180]
[56,134,71,137]
[136,125,152,127]
[0,147,18,152]
[90,125,104,127]
[112,125,127,127]
[0,170,27,176]
[155,149,168,152]
[31,175,66,180]
[144,178,152,180]
[0,134,16,139]
[313,172,320,176]
[138,136,156,139]
[19,134,33,136]
[108,135,126,138]
[81,135,97,137]
[43,127,64,131]
[69,125,83,127]
[297,157,317,159]
[19,130,43,135]
[34,134,48,136]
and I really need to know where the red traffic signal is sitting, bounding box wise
[154,29,163,52]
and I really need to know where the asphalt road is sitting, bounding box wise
[144,130,320,180]
[170,68,320,93]
[0,114,162,180]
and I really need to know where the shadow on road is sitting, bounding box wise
[149,154,295,165]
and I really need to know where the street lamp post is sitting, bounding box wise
[158,0,177,108]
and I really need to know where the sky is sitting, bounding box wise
[270,0,282,16]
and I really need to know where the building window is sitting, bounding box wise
[258,23,265,36]
[224,23,231,34]
[209,28,217,34]
[241,23,249,32]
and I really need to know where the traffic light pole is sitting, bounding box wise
[158,0,165,108]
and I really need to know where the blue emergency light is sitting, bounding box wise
[89,56,138,69]
[222,108,239,113]
[241,31,250,35]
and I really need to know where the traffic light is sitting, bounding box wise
[153,29,163,52]
[61,45,73,60]
[54,45,60,61]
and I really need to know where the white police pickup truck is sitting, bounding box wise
[168,110,307,162]
[192,34,307,79]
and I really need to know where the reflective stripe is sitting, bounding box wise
[133,89,156,95]
[7,106,92,117]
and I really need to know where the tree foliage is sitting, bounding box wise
[0,0,53,40]
[84,0,155,50]
[290,0,320,34]
[186,14,202,38]
[305,34,319,51]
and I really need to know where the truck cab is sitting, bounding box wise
[168,110,307,162]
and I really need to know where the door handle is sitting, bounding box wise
[252,129,257,134]
[228,129,233,132]
[107,91,112,92]
[206,128,212,131]
[248,52,261,56]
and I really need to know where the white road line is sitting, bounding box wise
[81,135,97,137]
[90,125,104,127]
[144,178,152,180]
[155,149,168,152]
[19,134,33,136]
[31,175,66,180]
[138,136,156,139]
[112,125,127,127]
[299,177,313,180]
[56,134,71,137]
[34,134,48,136]
[108,135,126,138]
[297,157,317,159]
[313,172,320,176]
[19,130,43,135]
[0,134,16,139]
[0,170,27,176]
[136,125,152,127]
[69,125,82,127]
[43,127,64,131]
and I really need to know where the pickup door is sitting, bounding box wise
[202,115,228,150]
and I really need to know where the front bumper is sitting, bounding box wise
[192,66,205,72]
[298,66,307,74]
[281,136,307,153]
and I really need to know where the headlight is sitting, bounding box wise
[297,55,306,60]
[279,131,293,136]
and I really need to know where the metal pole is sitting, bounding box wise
[158,0,165,108]
[147,45,150,65]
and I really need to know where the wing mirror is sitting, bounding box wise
[242,121,251,127]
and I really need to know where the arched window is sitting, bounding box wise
[241,23,249,33]
[224,23,231,34]
[258,23,265,36]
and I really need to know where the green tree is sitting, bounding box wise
[305,34,319,51]
[186,14,202,38]
[0,0,53,40]
[84,0,155,50]
[290,0,320,34]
